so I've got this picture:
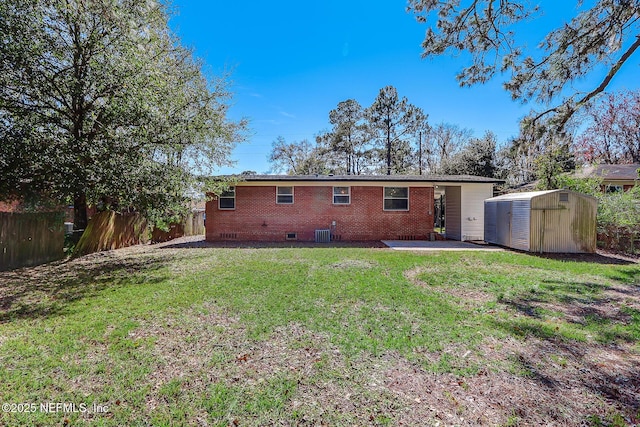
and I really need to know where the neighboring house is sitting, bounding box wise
[576,164,640,192]
[205,175,502,242]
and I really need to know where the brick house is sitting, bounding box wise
[205,175,501,242]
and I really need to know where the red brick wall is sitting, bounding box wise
[206,185,434,241]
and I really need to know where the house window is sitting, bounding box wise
[218,187,235,210]
[333,187,350,204]
[276,186,294,204]
[384,187,409,211]
[606,185,623,193]
[559,192,569,202]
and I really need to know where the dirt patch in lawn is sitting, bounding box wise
[390,335,638,425]
[353,265,638,425]
[131,300,640,426]
[132,303,244,400]
[330,259,378,270]
[404,266,494,305]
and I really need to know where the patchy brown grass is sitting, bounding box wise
[1,236,638,426]
[128,299,640,426]
[404,266,494,305]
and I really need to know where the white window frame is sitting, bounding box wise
[218,187,236,210]
[383,187,409,211]
[333,186,351,205]
[276,186,294,204]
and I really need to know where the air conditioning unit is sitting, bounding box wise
[315,229,331,243]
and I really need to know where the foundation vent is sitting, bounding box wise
[398,235,418,240]
[315,229,331,243]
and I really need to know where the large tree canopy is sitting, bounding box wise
[368,86,427,175]
[575,90,640,164]
[0,0,245,227]
[323,99,370,175]
[269,87,432,176]
[268,136,326,175]
[407,0,640,136]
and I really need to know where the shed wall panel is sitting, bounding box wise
[510,200,531,251]
[484,201,497,244]
[572,196,598,253]
[496,201,512,247]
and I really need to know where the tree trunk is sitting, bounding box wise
[74,192,88,230]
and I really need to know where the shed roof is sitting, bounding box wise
[225,174,503,184]
[486,189,597,202]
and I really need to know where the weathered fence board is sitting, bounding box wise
[0,212,65,271]
[151,212,205,243]
[598,226,640,255]
[74,211,149,256]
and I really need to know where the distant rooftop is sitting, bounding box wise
[225,174,504,184]
[576,164,640,180]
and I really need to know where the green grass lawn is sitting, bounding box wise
[0,245,639,426]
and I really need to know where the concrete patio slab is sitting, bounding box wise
[382,240,504,251]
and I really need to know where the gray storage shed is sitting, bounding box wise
[484,190,597,253]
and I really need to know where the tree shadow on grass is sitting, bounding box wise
[0,250,173,323]
[507,339,640,422]
[532,251,638,265]
[495,276,639,344]
[605,267,640,286]
[491,275,640,421]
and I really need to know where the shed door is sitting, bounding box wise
[496,201,511,246]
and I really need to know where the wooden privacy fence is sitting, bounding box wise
[598,226,640,255]
[74,211,149,257]
[187,211,206,236]
[151,211,205,243]
[0,212,65,271]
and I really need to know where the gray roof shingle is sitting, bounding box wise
[578,164,640,180]
[227,174,504,184]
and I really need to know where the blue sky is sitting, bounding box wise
[168,1,639,175]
